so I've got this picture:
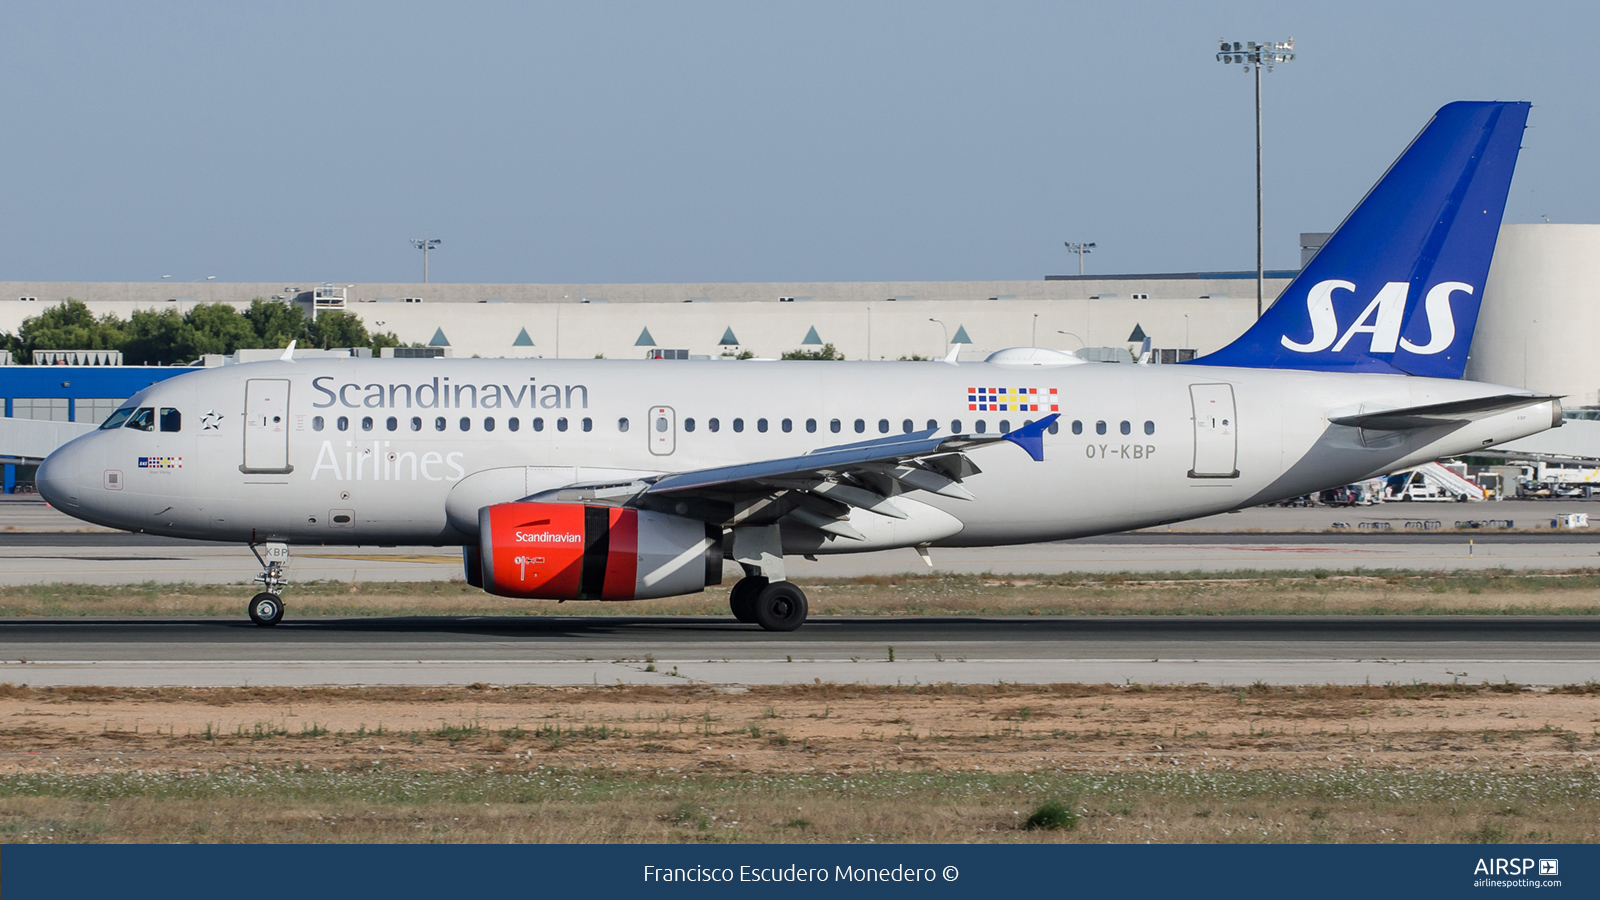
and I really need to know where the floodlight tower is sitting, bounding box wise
[1064,241,1096,276]
[1216,37,1294,318]
[411,237,443,283]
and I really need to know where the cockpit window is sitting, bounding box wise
[125,407,156,432]
[159,409,181,432]
[99,408,134,430]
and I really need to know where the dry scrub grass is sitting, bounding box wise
[2,569,1600,618]
[0,682,1594,843]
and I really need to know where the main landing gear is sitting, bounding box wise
[726,524,807,632]
[248,541,290,627]
[729,575,808,632]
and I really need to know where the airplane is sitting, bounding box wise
[36,100,1557,632]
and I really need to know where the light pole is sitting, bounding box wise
[1056,330,1085,349]
[1184,313,1190,348]
[928,317,948,357]
[1032,313,1039,347]
[411,237,442,283]
[1064,241,1096,276]
[1216,38,1294,319]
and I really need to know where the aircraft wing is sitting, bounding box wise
[564,415,1058,539]
[1329,394,1560,431]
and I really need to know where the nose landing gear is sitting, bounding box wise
[248,541,290,627]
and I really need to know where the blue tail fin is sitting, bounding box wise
[1191,101,1530,378]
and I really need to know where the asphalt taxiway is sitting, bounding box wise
[3,495,1600,585]
[0,615,1591,688]
[4,498,1598,687]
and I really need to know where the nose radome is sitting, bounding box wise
[35,446,81,509]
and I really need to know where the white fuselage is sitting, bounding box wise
[36,357,1558,549]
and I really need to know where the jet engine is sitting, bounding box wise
[476,502,722,600]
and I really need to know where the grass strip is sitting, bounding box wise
[0,768,1593,844]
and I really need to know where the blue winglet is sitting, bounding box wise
[1002,414,1058,462]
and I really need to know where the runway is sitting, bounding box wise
[0,615,1592,688]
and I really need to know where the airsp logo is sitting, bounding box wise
[1280,280,1471,356]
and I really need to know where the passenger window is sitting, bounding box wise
[830,419,841,433]
[312,415,324,432]
[757,418,768,433]
[411,417,422,431]
[781,418,792,433]
[459,417,471,431]
[806,419,817,433]
[484,417,496,432]
[902,419,913,434]
[557,417,568,432]
[159,408,181,432]
[854,419,865,433]
[975,420,987,434]
[386,416,398,431]
[532,417,544,432]
[618,417,629,433]
[926,419,938,431]
[878,419,889,434]
[509,417,520,432]
[950,419,962,433]
[684,418,696,433]
[999,420,1010,433]
[733,418,744,433]
[1072,420,1083,435]
[709,418,720,433]
[361,416,374,431]
[337,416,350,432]
[1048,422,1059,435]
[1096,421,1107,435]
[581,417,592,432]
[435,417,446,432]
[1144,420,1155,435]
[100,408,134,430]
[1120,420,1131,435]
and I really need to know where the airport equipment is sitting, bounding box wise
[1513,461,1600,498]
[1215,37,1295,318]
[1064,242,1096,276]
[410,237,442,283]
[33,102,1558,633]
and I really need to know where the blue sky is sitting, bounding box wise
[1,1,1594,284]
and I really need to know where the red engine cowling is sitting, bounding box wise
[477,502,722,600]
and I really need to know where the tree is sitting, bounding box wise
[244,298,306,348]
[781,343,843,360]
[184,303,259,356]
[8,299,126,359]
[122,308,198,365]
[304,310,400,352]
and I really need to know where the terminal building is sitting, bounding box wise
[1,223,1596,490]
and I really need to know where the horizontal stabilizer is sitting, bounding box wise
[1329,393,1559,430]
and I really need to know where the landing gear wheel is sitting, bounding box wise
[729,576,767,623]
[248,592,284,627]
[753,581,808,632]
